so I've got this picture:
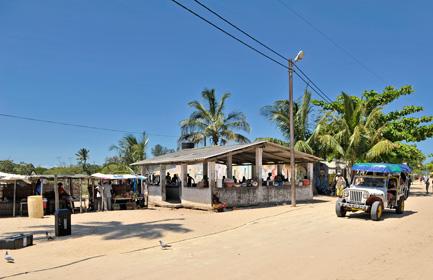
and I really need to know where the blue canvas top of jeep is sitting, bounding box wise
[352,163,412,174]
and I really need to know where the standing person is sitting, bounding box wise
[426,175,430,194]
[187,173,195,187]
[102,180,113,211]
[35,179,42,195]
[95,183,102,211]
[334,172,347,197]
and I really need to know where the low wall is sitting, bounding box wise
[147,185,162,205]
[216,185,313,208]
[181,187,212,210]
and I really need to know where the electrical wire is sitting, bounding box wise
[171,0,333,103]
[0,113,177,138]
[276,0,388,84]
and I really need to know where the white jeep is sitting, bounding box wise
[336,174,407,221]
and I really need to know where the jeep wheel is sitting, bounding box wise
[371,201,383,221]
[396,198,405,214]
[335,199,346,217]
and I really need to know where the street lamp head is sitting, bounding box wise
[294,50,304,62]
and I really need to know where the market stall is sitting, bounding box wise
[91,173,146,210]
[0,172,31,217]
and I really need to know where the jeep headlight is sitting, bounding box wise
[343,189,349,197]
[363,192,369,199]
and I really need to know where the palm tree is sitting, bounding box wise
[310,93,397,166]
[261,90,314,153]
[179,89,251,146]
[75,148,90,174]
[110,132,149,165]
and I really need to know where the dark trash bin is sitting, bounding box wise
[55,209,71,236]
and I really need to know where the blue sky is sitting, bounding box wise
[1,0,432,166]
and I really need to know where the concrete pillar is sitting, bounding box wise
[226,154,233,179]
[208,161,216,192]
[308,162,314,195]
[251,164,256,179]
[180,164,187,199]
[160,165,166,201]
[277,164,283,175]
[255,147,264,204]
[203,161,208,178]
[255,148,263,187]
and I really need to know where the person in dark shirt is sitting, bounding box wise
[187,173,195,187]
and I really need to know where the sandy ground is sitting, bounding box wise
[1,182,433,280]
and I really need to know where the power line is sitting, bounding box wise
[171,0,333,103]
[276,0,388,84]
[193,0,333,102]
[192,0,287,62]
[0,113,177,138]
[170,0,288,69]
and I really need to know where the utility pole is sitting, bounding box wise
[288,59,296,207]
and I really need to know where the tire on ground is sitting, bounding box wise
[335,199,346,217]
[396,198,405,214]
[371,201,383,221]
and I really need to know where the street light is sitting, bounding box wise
[289,50,304,207]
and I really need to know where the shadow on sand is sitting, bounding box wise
[347,210,417,221]
[5,218,191,241]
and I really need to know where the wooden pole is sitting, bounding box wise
[79,178,83,213]
[54,175,59,211]
[12,180,17,217]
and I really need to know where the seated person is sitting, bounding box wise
[58,182,74,212]
[166,172,172,183]
[388,179,397,190]
[266,173,272,181]
[171,174,180,185]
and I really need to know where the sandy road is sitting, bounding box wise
[1,182,433,280]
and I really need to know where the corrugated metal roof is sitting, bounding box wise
[131,141,321,166]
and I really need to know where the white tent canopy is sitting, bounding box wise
[91,173,146,180]
[0,172,31,183]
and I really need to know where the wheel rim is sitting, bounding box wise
[377,204,383,218]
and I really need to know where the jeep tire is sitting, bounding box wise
[396,198,405,214]
[371,201,383,221]
[335,199,346,217]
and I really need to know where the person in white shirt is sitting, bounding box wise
[101,180,113,211]
[95,184,102,211]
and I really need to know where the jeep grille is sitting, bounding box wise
[349,190,363,203]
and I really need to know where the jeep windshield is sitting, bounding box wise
[352,176,386,188]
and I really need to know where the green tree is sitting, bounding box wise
[261,90,314,153]
[151,144,175,157]
[179,89,250,146]
[100,162,133,174]
[75,148,90,174]
[110,132,149,165]
[310,93,397,166]
[313,86,433,143]
[0,160,15,173]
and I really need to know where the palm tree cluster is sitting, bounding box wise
[179,89,251,146]
[310,93,396,165]
[262,91,400,166]
[110,132,149,165]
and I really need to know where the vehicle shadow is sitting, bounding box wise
[347,210,417,221]
[4,218,191,241]
[409,191,432,197]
